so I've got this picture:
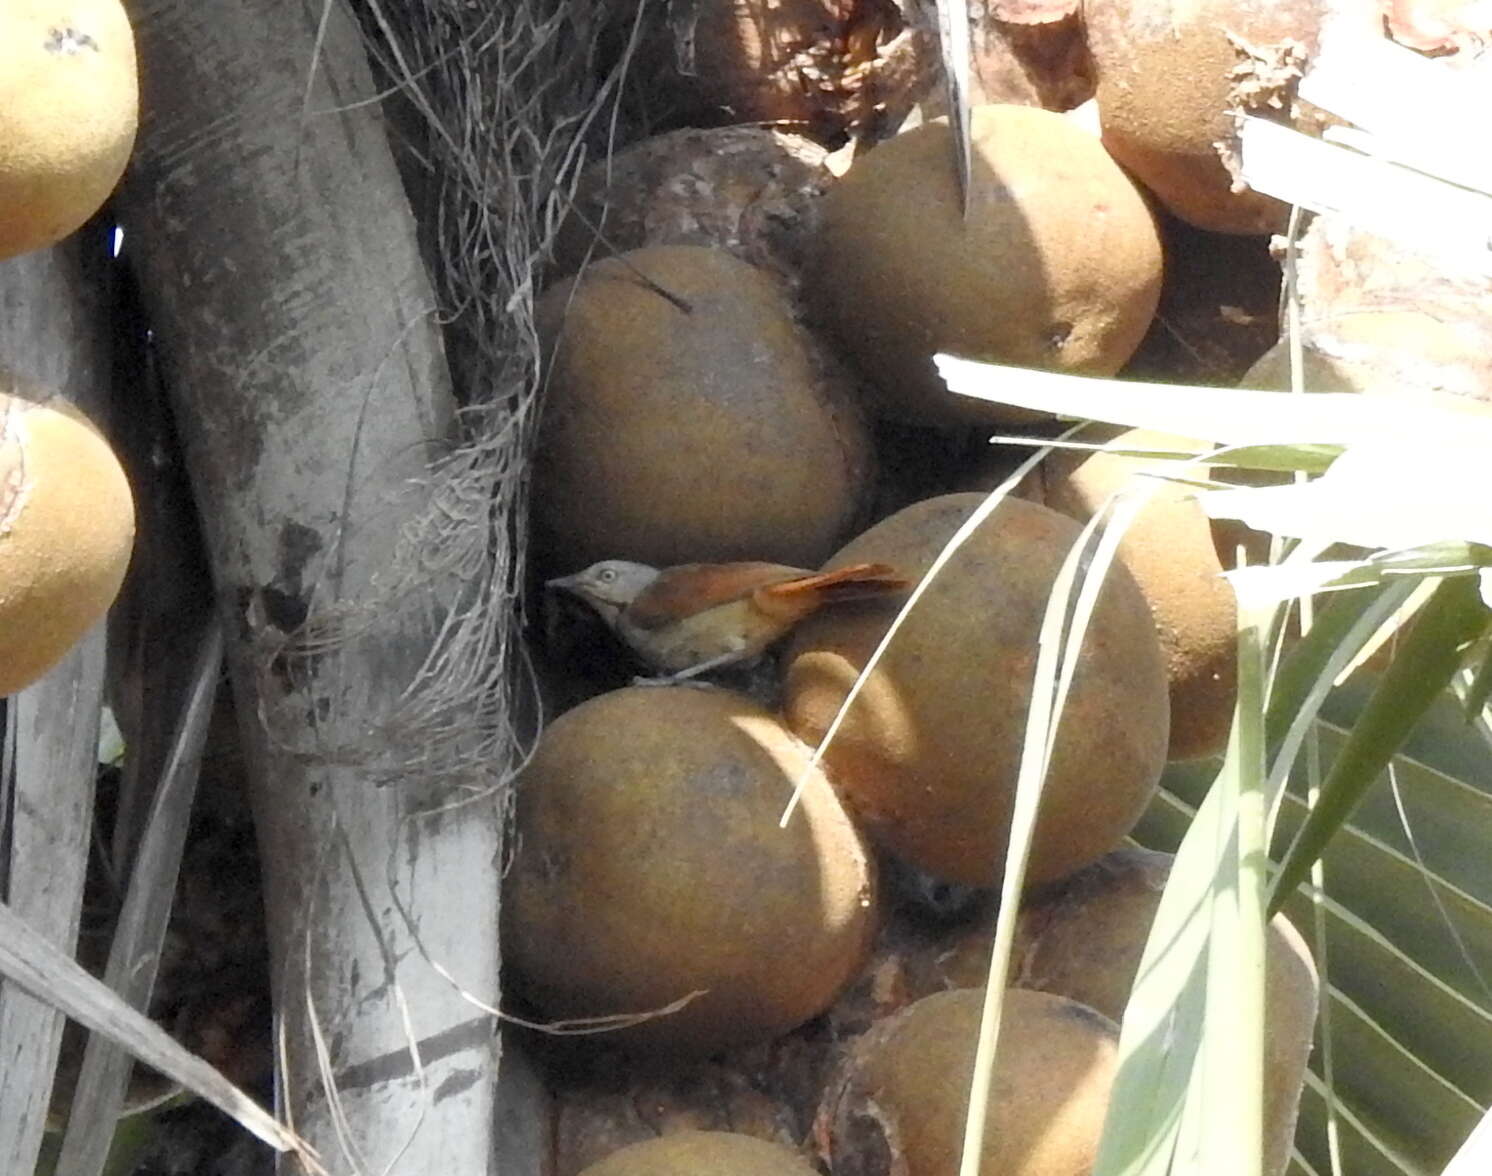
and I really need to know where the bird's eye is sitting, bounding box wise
[598,568,616,583]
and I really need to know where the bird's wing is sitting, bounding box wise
[624,562,811,630]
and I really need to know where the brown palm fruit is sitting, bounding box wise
[505,685,877,1058]
[551,1052,808,1176]
[0,376,135,696]
[782,492,1170,888]
[816,987,1119,1176]
[805,103,1162,428]
[1042,425,1237,760]
[0,1,138,259]
[1085,0,1329,234]
[533,245,873,571]
[996,848,1318,1176]
[577,1130,821,1176]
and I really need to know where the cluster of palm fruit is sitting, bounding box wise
[496,3,1401,1174]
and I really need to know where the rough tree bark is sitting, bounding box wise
[116,1,524,1171]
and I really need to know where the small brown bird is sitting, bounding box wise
[547,558,909,681]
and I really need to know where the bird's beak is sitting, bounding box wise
[545,573,583,593]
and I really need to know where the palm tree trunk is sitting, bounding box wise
[116,1,524,1170]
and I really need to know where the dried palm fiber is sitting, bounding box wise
[341,0,643,770]
[112,0,638,1171]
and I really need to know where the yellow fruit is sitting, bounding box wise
[1042,426,1237,760]
[0,376,134,695]
[534,245,872,570]
[783,493,1169,888]
[0,1,138,258]
[505,686,877,1057]
[806,103,1162,427]
[818,987,1118,1176]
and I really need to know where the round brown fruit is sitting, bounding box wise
[805,103,1162,428]
[577,1131,820,1176]
[1042,426,1237,760]
[782,492,1169,888]
[1086,0,1327,234]
[551,1054,806,1176]
[534,245,872,570]
[504,685,877,1057]
[817,987,1118,1176]
[1003,848,1318,1176]
[0,1,138,259]
[0,376,135,696]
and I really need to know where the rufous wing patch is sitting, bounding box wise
[624,561,811,630]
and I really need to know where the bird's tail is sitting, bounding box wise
[767,562,910,604]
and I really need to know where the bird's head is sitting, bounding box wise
[546,559,661,621]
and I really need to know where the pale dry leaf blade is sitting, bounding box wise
[0,631,106,1176]
[1093,779,1219,1176]
[1224,547,1490,609]
[1203,481,1492,557]
[935,354,1492,450]
[0,901,311,1162]
[960,484,1142,1176]
[1200,434,1492,555]
[1092,540,1266,1176]
[54,619,224,1176]
[1184,608,1271,1176]
[1091,605,1277,1176]
[988,434,1341,476]
[1224,560,1385,607]
[1238,119,1492,271]
[1299,26,1492,191]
